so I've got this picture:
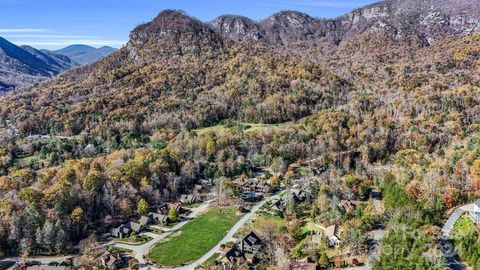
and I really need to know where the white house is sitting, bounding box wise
[324,224,341,247]
[468,199,480,223]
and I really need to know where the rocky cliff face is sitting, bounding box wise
[209,0,480,47]
[127,10,225,62]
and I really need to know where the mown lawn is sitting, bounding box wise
[148,207,242,266]
[451,214,477,239]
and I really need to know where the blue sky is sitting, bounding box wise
[0,0,377,50]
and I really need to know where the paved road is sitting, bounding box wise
[111,200,213,266]
[0,255,72,269]
[360,197,385,270]
[438,204,473,270]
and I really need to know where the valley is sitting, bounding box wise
[0,0,479,270]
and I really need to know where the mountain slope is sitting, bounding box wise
[51,44,116,65]
[21,45,79,73]
[0,1,479,140]
[0,37,78,93]
[0,10,349,136]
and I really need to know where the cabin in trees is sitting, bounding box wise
[289,257,318,270]
[325,224,341,247]
[267,198,286,215]
[338,200,358,214]
[287,189,307,203]
[180,194,197,205]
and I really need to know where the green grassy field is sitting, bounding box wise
[193,122,294,136]
[451,214,477,239]
[148,207,242,266]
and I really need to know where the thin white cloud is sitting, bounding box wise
[3,34,99,39]
[12,40,127,46]
[0,28,49,33]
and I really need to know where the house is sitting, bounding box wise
[99,250,123,269]
[233,178,271,194]
[338,200,357,214]
[149,212,168,225]
[129,222,144,234]
[111,224,132,238]
[269,199,286,214]
[467,200,480,223]
[241,192,263,202]
[111,222,144,238]
[158,203,182,215]
[180,194,197,205]
[324,224,341,247]
[239,231,263,253]
[220,245,244,266]
[139,214,154,226]
[290,257,317,270]
[287,189,307,203]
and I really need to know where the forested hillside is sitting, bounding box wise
[0,1,479,268]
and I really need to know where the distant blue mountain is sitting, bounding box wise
[0,36,79,93]
[0,38,116,93]
[51,44,116,65]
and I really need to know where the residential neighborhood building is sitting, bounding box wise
[325,224,341,247]
[111,222,144,238]
[239,231,263,253]
[289,257,318,270]
[338,200,357,214]
[139,214,154,226]
[158,203,182,215]
[99,250,124,269]
[221,245,244,267]
[149,212,168,225]
[180,194,197,204]
[468,199,480,223]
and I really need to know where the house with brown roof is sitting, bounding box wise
[99,250,124,269]
[220,245,244,267]
[338,200,357,214]
[290,257,317,270]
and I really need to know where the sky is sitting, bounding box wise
[0,0,378,50]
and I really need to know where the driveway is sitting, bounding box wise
[361,196,385,270]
